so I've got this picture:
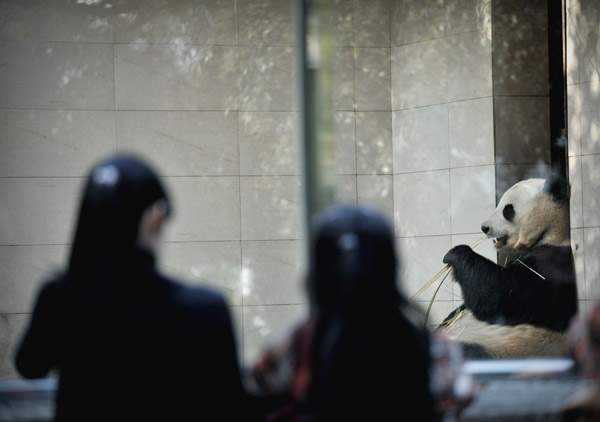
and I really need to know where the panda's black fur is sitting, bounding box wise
[439,175,578,358]
[442,244,577,331]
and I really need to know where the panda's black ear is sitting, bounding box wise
[543,173,569,202]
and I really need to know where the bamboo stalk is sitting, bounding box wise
[443,308,468,333]
[411,237,485,301]
[410,265,451,300]
[425,269,452,322]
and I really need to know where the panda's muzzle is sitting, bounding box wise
[492,235,508,249]
[482,224,508,249]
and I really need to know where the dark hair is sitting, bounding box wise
[308,205,401,316]
[68,155,171,286]
[307,204,433,420]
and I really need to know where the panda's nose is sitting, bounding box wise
[481,225,490,234]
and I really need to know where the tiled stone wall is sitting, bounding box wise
[1,0,597,381]
[391,0,497,326]
[0,0,394,378]
[492,0,551,196]
[390,0,598,328]
[566,0,600,315]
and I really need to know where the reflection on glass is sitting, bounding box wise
[0,0,590,388]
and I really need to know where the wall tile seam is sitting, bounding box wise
[163,175,243,179]
[492,94,552,98]
[0,108,293,113]
[0,244,71,248]
[570,225,589,229]
[335,171,394,175]
[0,175,266,179]
[578,77,600,84]
[0,176,88,179]
[392,164,498,177]
[390,96,494,113]
[446,101,453,237]
[343,109,392,112]
[390,27,494,49]
[567,3,600,13]
[567,155,585,229]
[237,109,303,112]
[449,164,497,171]
[241,303,306,308]
[243,301,308,307]
[239,110,300,114]
[395,231,490,239]
[111,42,118,156]
[240,173,302,177]
[0,40,307,50]
[352,45,393,49]
[392,169,450,176]
[239,239,301,243]
[491,24,549,31]
[0,175,327,179]
[394,234,455,240]
[1,306,250,316]
[0,241,265,247]
[238,175,301,178]
[0,108,252,113]
[119,109,302,113]
[354,172,394,176]
[351,0,357,49]
[492,162,556,168]
[0,108,118,112]
[581,228,597,299]
[105,42,301,48]
[0,39,115,46]
[240,238,305,242]
[162,240,244,244]
[231,1,247,365]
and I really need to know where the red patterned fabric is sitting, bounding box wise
[246,320,473,421]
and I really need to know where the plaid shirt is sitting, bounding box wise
[245,318,316,421]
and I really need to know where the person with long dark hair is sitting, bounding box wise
[15,155,245,421]
[247,204,435,421]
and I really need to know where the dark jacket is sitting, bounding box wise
[15,249,244,421]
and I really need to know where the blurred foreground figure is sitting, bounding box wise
[562,302,600,422]
[246,205,435,421]
[15,155,244,421]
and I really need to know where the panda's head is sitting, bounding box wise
[481,176,570,251]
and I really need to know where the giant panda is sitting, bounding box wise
[440,175,578,359]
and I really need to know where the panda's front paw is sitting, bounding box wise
[443,245,472,265]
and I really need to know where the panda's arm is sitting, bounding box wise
[443,245,517,323]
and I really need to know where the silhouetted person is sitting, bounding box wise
[15,155,244,421]
[247,205,434,421]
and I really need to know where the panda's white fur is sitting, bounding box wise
[443,311,566,358]
[440,177,576,359]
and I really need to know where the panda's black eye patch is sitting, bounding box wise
[503,204,515,221]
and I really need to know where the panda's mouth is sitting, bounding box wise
[492,235,508,249]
